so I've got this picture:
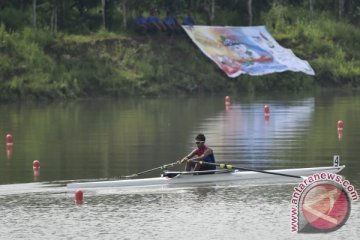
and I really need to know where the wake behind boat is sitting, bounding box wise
[67,158,345,189]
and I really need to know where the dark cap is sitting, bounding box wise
[195,133,206,142]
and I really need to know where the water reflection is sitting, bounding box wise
[1,92,360,240]
[0,93,359,188]
[195,98,315,168]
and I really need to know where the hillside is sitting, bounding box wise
[0,4,359,101]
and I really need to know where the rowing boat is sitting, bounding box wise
[67,164,345,189]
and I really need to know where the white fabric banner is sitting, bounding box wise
[182,25,315,77]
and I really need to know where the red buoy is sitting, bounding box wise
[33,160,40,170]
[6,134,13,145]
[264,105,270,116]
[75,190,84,204]
[337,120,344,130]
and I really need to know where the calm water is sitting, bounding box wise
[0,91,359,239]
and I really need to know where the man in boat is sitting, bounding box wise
[178,133,216,173]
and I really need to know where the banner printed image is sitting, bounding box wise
[183,25,315,77]
[190,28,243,76]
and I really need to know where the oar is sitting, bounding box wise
[121,161,178,178]
[189,160,304,179]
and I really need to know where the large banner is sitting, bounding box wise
[182,25,315,77]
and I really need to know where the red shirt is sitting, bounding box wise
[194,145,215,163]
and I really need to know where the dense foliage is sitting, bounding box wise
[0,0,359,100]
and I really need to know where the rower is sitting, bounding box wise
[178,133,216,174]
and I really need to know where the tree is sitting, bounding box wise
[50,0,58,33]
[32,0,37,30]
[247,0,253,26]
[101,0,106,29]
[122,0,127,31]
[203,0,215,25]
[338,0,344,19]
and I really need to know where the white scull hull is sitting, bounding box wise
[67,165,345,189]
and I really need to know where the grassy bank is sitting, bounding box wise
[0,6,359,101]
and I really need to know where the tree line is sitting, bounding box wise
[0,1,359,100]
[1,0,359,34]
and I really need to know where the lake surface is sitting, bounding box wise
[0,91,359,239]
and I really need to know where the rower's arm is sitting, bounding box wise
[179,150,197,163]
